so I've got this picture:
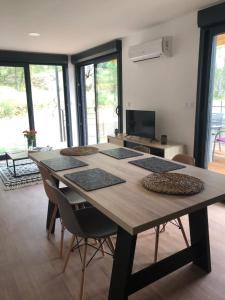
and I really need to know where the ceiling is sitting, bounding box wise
[0,0,221,55]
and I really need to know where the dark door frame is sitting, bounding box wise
[194,3,225,167]
[72,40,123,145]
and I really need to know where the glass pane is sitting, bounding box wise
[30,65,67,149]
[208,33,225,174]
[96,59,118,143]
[84,64,97,145]
[0,66,28,154]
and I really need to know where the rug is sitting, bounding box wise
[0,160,42,191]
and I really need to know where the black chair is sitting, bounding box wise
[38,162,87,257]
[45,179,117,300]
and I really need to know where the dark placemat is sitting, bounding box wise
[129,157,185,173]
[100,148,143,160]
[64,168,126,191]
[41,156,88,171]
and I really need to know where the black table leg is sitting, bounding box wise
[108,207,211,299]
[108,226,137,300]
[189,207,211,273]
[13,159,17,177]
[5,155,9,168]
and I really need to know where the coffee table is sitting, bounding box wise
[6,151,39,178]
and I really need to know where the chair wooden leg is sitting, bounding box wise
[80,239,88,300]
[47,204,58,240]
[63,234,76,273]
[107,237,115,254]
[154,225,160,263]
[60,223,65,257]
[177,217,189,247]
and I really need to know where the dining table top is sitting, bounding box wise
[29,143,225,235]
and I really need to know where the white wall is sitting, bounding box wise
[122,12,199,154]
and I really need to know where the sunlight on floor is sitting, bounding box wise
[208,146,225,174]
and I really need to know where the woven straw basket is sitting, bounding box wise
[142,173,204,195]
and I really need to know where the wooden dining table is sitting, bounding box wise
[29,143,225,300]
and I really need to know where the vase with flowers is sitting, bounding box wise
[23,129,37,150]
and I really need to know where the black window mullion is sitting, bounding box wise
[24,64,35,131]
[76,65,88,146]
[117,52,123,133]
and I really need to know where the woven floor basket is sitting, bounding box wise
[60,146,99,156]
[142,173,204,195]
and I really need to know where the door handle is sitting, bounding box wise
[116,106,119,115]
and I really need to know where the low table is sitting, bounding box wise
[6,151,39,178]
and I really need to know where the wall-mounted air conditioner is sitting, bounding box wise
[128,37,172,62]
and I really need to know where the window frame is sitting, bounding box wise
[0,51,72,157]
[72,40,123,145]
[194,3,225,167]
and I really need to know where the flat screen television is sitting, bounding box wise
[126,110,155,140]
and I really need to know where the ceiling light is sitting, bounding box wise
[28,32,40,37]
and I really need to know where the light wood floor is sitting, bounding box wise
[1,183,225,300]
[209,146,225,175]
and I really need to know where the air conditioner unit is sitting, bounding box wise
[128,37,172,62]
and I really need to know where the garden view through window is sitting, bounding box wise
[30,65,67,149]
[83,58,119,145]
[0,64,67,156]
[208,33,225,174]
[0,66,29,154]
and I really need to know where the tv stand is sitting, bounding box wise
[126,135,155,143]
[107,134,185,159]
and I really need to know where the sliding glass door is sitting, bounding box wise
[194,6,225,169]
[30,65,67,149]
[207,34,225,174]
[0,63,70,157]
[78,57,121,145]
[0,66,29,154]
[96,59,119,143]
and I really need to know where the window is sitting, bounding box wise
[72,40,122,145]
[0,51,72,158]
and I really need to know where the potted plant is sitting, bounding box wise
[23,129,37,150]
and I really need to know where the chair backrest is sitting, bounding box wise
[172,154,195,166]
[38,163,58,204]
[45,179,85,237]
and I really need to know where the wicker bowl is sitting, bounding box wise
[60,146,99,156]
[142,173,204,195]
